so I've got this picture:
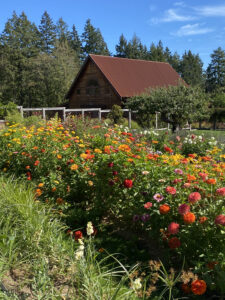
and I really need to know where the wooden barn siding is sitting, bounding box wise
[69,60,121,109]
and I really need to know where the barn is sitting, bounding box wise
[66,54,184,109]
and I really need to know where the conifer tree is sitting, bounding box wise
[82,19,110,56]
[115,34,128,57]
[39,11,56,53]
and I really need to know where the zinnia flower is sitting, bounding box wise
[144,202,152,209]
[168,222,180,234]
[141,214,150,222]
[174,168,183,175]
[191,280,207,295]
[181,283,191,294]
[178,204,190,215]
[188,192,201,204]
[124,179,133,188]
[168,237,181,249]
[71,164,78,171]
[199,216,208,224]
[214,214,225,226]
[216,187,225,196]
[159,204,170,214]
[153,193,164,202]
[183,212,196,224]
[165,186,176,195]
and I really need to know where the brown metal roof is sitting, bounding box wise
[67,54,185,99]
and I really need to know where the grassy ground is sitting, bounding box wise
[0,177,136,300]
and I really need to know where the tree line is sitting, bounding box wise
[0,11,225,116]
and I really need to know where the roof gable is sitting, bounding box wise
[67,54,185,99]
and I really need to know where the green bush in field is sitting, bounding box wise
[108,104,124,124]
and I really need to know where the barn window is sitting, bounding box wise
[86,79,100,96]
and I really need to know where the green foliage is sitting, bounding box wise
[206,47,225,92]
[39,11,56,53]
[108,105,124,124]
[0,102,17,119]
[180,50,204,86]
[126,84,209,132]
[82,19,110,57]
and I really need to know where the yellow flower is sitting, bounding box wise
[94,149,102,154]
[57,154,62,159]
[88,180,93,186]
[78,144,85,148]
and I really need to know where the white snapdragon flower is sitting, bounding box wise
[132,278,142,291]
[87,221,94,236]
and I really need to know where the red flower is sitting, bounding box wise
[34,160,40,166]
[191,280,207,295]
[74,230,83,241]
[124,179,133,188]
[181,283,191,294]
[216,187,225,196]
[164,145,173,153]
[188,192,201,204]
[199,216,208,224]
[168,237,181,249]
[108,162,114,168]
[165,186,176,195]
[168,222,180,234]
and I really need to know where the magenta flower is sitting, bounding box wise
[178,204,190,215]
[141,214,150,222]
[174,168,183,175]
[153,193,164,202]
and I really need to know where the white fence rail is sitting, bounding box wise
[15,106,191,130]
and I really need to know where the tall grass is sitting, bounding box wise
[0,177,138,299]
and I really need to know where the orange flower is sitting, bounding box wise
[159,204,170,215]
[187,174,196,182]
[206,261,218,270]
[35,189,42,197]
[52,187,56,192]
[206,178,216,185]
[56,198,64,205]
[38,183,44,188]
[57,154,62,159]
[191,280,207,295]
[34,160,40,166]
[71,164,78,171]
[199,216,208,224]
[183,212,196,224]
[25,165,30,170]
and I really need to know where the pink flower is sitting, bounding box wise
[188,192,201,204]
[199,172,208,181]
[173,178,182,184]
[178,204,190,215]
[165,186,176,195]
[174,168,183,175]
[215,215,225,226]
[168,222,180,235]
[153,193,164,202]
[144,202,152,209]
[183,183,191,188]
[216,187,225,196]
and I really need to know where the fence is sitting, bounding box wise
[16,106,191,130]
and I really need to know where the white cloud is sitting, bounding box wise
[150,9,195,24]
[173,23,214,37]
[195,5,225,17]
[174,2,185,7]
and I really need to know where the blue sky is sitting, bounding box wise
[0,0,225,69]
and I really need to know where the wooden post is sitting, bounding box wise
[98,108,101,122]
[42,108,46,120]
[62,107,66,121]
[155,112,158,129]
[82,109,84,121]
[128,109,132,129]
[20,106,24,118]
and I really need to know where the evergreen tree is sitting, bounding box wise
[149,41,166,62]
[180,50,204,86]
[69,24,83,61]
[0,11,40,57]
[164,47,180,73]
[82,19,110,56]
[206,47,225,92]
[39,11,56,53]
[115,34,127,57]
[56,17,70,44]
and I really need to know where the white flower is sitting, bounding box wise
[75,249,84,260]
[132,278,142,291]
[142,171,149,175]
[87,221,94,236]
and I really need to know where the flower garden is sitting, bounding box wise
[0,116,225,298]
